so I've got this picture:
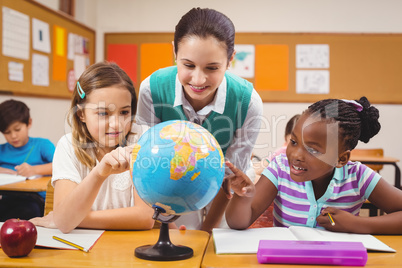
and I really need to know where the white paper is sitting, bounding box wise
[229,44,255,78]
[75,34,84,54]
[32,53,49,86]
[290,226,396,253]
[74,54,87,80]
[2,7,30,60]
[0,174,40,186]
[8,61,24,82]
[32,18,50,53]
[67,33,76,60]
[296,44,329,68]
[296,70,329,94]
[212,226,395,254]
[0,174,27,186]
[36,227,104,251]
[0,223,104,251]
[212,227,296,254]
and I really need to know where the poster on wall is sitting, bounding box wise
[8,61,24,82]
[255,44,289,91]
[2,7,30,60]
[32,18,51,53]
[67,33,76,60]
[296,44,329,68]
[32,53,49,86]
[230,44,255,78]
[107,44,138,84]
[296,70,329,94]
[52,25,67,81]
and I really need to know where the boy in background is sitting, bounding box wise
[0,99,55,220]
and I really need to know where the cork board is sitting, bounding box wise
[0,0,95,99]
[105,32,402,104]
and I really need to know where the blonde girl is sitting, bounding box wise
[31,62,154,233]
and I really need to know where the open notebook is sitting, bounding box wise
[0,174,41,186]
[0,222,104,251]
[212,226,396,254]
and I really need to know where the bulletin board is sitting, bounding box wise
[0,0,95,99]
[105,32,402,104]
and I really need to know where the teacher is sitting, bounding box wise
[135,7,263,232]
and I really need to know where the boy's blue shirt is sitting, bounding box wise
[0,137,55,170]
[0,137,55,199]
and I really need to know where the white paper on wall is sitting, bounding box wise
[32,18,51,53]
[2,7,30,60]
[296,44,329,69]
[8,61,24,82]
[67,33,76,60]
[32,53,49,86]
[296,70,329,94]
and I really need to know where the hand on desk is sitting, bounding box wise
[30,211,57,229]
[0,166,17,175]
[15,163,35,177]
[317,207,358,233]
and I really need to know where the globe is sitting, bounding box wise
[131,120,225,215]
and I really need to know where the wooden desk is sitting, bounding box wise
[0,177,49,193]
[0,229,209,267]
[350,155,401,189]
[202,235,402,267]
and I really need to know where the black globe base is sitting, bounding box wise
[135,243,193,261]
[135,221,193,261]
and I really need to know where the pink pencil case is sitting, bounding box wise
[257,240,367,266]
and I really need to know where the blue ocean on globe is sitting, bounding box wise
[131,120,225,215]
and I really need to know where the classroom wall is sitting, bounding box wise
[2,0,401,185]
[77,0,402,185]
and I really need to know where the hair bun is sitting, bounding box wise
[356,96,381,143]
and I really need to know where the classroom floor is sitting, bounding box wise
[249,204,274,228]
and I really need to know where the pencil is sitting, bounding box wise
[327,213,335,226]
[52,236,89,252]
[23,146,35,163]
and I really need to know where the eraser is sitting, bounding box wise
[257,240,367,266]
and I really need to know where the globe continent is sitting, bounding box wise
[131,120,225,215]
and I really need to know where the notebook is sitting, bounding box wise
[0,222,104,251]
[212,226,396,254]
[0,174,40,186]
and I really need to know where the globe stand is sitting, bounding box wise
[134,206,194,261]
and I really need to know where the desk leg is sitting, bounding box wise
[391,163,401,189]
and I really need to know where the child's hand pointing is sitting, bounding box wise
[222,161,255,199]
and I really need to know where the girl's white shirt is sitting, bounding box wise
[52,133,136,211]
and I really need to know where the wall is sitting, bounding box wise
[0,95,71,145]
[2,0,401,185]
[34,0,58,11]
[80,0,402,185]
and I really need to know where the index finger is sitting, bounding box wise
[225,161,242,176]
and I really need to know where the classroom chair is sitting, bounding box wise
[351,148,384,172]
[44,178,54,216]
[351,148,384,217]
[249,154,274,228]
